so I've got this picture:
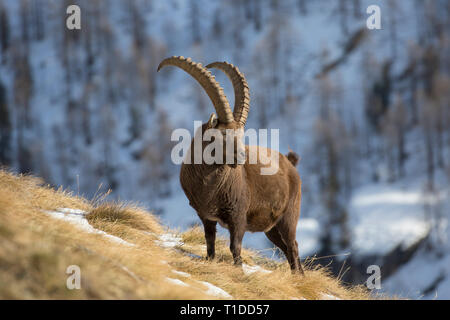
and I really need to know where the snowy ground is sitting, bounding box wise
[383,248,450,300]
[349,175,450,299]
[349,183,431,256]
[44,208,134,247]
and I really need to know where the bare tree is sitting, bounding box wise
[352,0,362,18]
[418,91,437,190]
[0,1,10,63]
[125,0,147,50]
[19,0,30,45]
[313,75,352,251]
[141,109,175,199]
[190,0,202,44]
[387,0,400,59]
[297,0,307,15]
[31,0,45,41]
[337,0,349,35]
[252,15,300,126]
[381,95,408,180]
[0,80,11,165]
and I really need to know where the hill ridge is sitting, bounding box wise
[0,169,373,300]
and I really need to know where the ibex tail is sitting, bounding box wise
[287,148,300,167]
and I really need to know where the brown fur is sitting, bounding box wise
[180,121,304,274]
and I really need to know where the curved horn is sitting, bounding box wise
[157,56,234,123]
[206,61,250,127]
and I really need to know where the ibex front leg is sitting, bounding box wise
[228,216,246,266]
[202,219,217,260]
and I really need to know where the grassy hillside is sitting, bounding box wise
[0,169,373,300]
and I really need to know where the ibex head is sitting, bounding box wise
[158,56,249,166]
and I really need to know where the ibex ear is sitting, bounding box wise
[208,113,218,128]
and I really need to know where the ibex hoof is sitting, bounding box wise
[292,268,305,276]
[234,259,243,266]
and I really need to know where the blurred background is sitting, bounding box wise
[0,0,449,299]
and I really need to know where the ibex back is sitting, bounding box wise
[158,56,304,274]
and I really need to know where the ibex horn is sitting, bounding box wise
[206,61,250,127]
[158,56,234,124]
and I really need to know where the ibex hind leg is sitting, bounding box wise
[277,215,304,275]
[265,227,288,258]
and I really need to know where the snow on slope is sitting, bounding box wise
[380,184,450,299]
[349,183,431,256]
[198,281,233,299]
[383,248,450,300]
[242,263,272,276]
[44,208,134,246]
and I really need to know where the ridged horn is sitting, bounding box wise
[157,56,234,123]
[206,61,250,127]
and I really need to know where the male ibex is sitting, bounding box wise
[158,56,304,274]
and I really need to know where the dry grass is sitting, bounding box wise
[0,169,375,300]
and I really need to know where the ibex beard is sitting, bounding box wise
[158,56,304,274]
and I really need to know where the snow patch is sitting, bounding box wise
[242,264,272,276]
[172,269,191,278]
[320,293,341,300]
[198,281,232,299]
[44,208,134,247]
[166,277,190,287]
[349,185,430,255]
[155,233,185,248]
[383,248,450,299]
[57,208,87,215]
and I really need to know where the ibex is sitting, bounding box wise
[158,56,304,274]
